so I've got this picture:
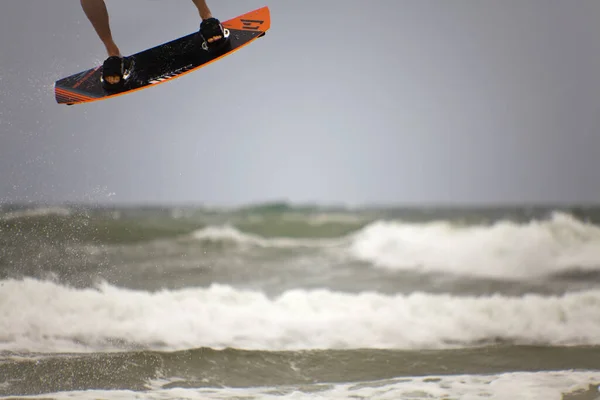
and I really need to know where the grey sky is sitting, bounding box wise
[0,0,599,206]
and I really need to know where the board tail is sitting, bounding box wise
[222,6,271,33]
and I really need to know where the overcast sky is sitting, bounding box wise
[0,0,599,207]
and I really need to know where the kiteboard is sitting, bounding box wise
[54,6,270,105]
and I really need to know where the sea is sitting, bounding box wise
[1,202,599,400]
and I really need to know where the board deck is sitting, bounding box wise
[54,6,270,105]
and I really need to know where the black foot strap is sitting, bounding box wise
[199,18,228,49]
[101,56,134,91]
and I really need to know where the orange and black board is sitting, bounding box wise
[54,6,270,105]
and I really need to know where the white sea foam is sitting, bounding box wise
[191,225,343,248]
[1,278,599,353]
[2,370,598,400]
[349,212,600,279]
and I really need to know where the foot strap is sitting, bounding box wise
[101,56,134,90]
[199,18,230,50]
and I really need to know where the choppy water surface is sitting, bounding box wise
[1,203,599,399]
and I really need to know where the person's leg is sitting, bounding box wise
[80,0,121,57]
[190,0,223,43]
[190,0,213,20]
[80,0,124,85]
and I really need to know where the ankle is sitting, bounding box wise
[104,41,121,57]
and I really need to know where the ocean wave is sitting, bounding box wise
[0,206,71,221]
[191,212,600,280]
[2,278,599,353]
[349,211,600,279]
[190,225,345,248]
[5,209,600,283]
[2,367,598,400]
